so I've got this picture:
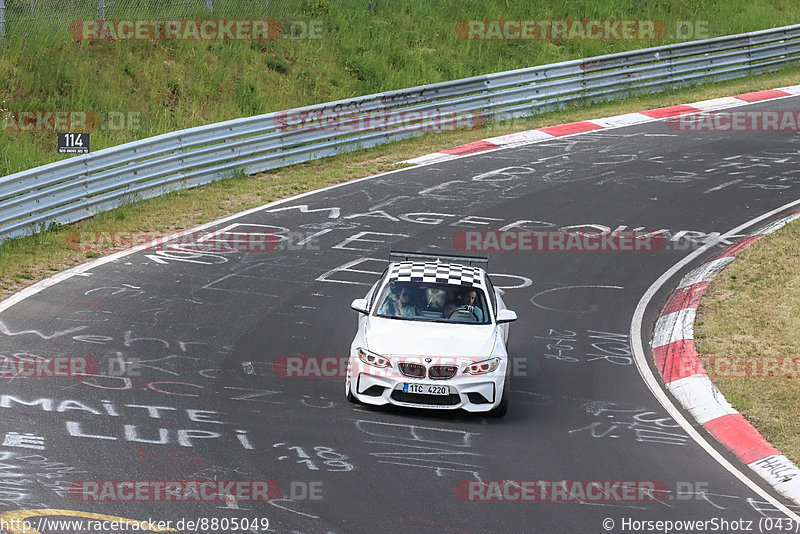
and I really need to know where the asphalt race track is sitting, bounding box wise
[1,97,799,533]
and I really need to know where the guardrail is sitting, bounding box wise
[2,23,800,242]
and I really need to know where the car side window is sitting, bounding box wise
[367,268,388,312]
[484,275,498,317]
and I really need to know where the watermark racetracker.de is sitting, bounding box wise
[273,355,529,378]
[459,480,722,503]
[69,480,281,502]
[0,354,142,379]
[69,19,282,41]
[2,109,151,132]
[455,19,711,41]
[456,480,668,502]
[68,19,333,41]
[2,110,100,132]
[679,355,800,379]
[451,229,748,252]
[667,110,800,132]
[0,355,99,379]
[66,229,321,254]
[273,109,486,133]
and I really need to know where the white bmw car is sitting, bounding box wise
[346,252,517,417]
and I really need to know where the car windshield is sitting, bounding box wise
[374,280,491,324]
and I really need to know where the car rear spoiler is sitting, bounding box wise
[389,250,489,267]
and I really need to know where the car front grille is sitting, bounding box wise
[398,362,459,380]
[390,390,461,406]
[428,365,458,379]
[398,362,426,378]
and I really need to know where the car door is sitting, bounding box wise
[484,274,511,342]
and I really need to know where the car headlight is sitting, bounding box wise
[463,357,501,375]
[357,348,392,369]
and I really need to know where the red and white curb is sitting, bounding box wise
[403,85,800,166]
[652,210,800,504]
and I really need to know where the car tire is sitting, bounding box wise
[345,373,359,404]
[488,373,510,418]
[346,385,358,404]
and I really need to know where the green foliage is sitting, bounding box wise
[266,57,291,74]
[233,80,264,116]
[305,0,332,17]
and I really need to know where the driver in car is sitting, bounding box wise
[444,288,484,322]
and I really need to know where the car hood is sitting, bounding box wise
[364,317,498,358]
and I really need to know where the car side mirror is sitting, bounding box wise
[496,309,517,324]
[351,298,369,314]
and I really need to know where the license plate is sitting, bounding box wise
[403,383,449,396]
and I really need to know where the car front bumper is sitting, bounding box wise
[347,357,507,412]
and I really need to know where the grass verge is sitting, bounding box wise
[695,217,800,466]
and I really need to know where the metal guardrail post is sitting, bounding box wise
[0,0,6,41]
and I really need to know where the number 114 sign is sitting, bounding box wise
[58,133,90,154]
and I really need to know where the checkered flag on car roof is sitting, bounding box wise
[390,261,481,287]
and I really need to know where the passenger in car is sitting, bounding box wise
[379,285,417,317]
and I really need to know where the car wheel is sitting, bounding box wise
[346,383,358,403]
[488,373,510,418]
[345,368,359,404]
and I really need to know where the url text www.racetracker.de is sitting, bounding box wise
[604,516,800,533]
[0,515,271,533]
